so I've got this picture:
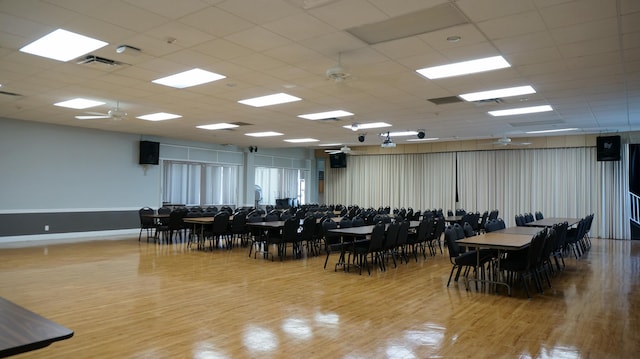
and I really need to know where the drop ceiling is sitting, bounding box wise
[0,0,638,149]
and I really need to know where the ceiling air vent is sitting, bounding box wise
[76,55,122,66]
[427,96,463,105]
[473,98,504,106]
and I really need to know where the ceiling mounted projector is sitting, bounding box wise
[381,133,395,148]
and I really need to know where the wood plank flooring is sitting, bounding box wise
[1,236,639,358]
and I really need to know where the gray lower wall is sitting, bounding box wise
[0,211,139,236]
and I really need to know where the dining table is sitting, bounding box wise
[327,221,421,271]
[522,217,581,228]
[0,297,73,358]
[456,230,536,296]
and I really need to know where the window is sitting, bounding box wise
[255,167,309,206]
[163,160,238,206]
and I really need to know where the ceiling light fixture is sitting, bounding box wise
[284,138,319,143]
[54,98,105,109]
[380,131,419,137]
[137,112,182,121]
[488,105,553,117]
[298,110,353,120]
[407,137,439,142]
[245,131,283,137]
[416,55,510,79]
[19,29,108,62]
[239,93,301,107]
[152,68,226,89]
[342,122,391,131]
[196,123,239,130]
[459,85,536,102]
[526,128,578,134]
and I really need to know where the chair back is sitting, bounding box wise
[445,227,462,258]
[369,222,386,252]
[452,223,465,240]
[384,221,401,250]
[211,211,230,234]
[338,217,352,228]
[282,218,300,242]
[139,207,155,226]
[231,211,247,232]
[352,216,365,227]
[463,222,475,237]
[535,211,544,220]
[395,220,410,246]
[264,211,280,222]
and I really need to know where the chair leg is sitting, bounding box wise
[447,265,457,287]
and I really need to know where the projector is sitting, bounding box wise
[381,141,396,148]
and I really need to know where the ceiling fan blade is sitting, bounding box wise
[75,115,110,120]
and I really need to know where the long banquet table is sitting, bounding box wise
[456,230,537,295]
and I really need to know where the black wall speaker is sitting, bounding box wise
[596,135,621,161]
[139,140,160,165]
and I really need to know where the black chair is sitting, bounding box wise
[277,218,302,260]
[463,222,475,238]
[445,228,492,288]
[477,211,489,233]
[394,220,411,264]
[229,211,249,248]
[247,213,266,258]
[515,214,525,227]
[551,221,569,271]
[352,222,386,275]
[535,211,544,220]
[382,221,401,268]
[500,230,547,298]
[205,211,230,250]
[301,215,319,256]
[322,219,342,270]
[427,216,446,255]
[138,207,155,242]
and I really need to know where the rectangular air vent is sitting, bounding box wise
[76,55,121,66]
[427,96,464,105]
[347,3,468,45]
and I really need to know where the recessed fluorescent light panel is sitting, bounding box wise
[318,143,343,147]
[54,98,105,109]
[488,105,553,117]
[19,29,108,62]
[238,93,301,107]
[197,123,239,130]
[152,68,226,88]
[459,86,536,102]
[380,131,419,137]
[407,137,439,142]
[416,55,510,79]
[342,122,391,130]
[298,110,353,120]
[245,131,283,137]
[526,128,578,134]
[137,112,182,121]
[284,138,319,143]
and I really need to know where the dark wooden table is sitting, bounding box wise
[0,297,73,358]
[522,217,581,228]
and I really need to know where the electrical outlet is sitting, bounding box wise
[44,225,49,231]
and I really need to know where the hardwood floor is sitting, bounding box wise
[1,235,639,358]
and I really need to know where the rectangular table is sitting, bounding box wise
[0,297,73,357]
[494,226,543,236]
[327,221,420,271]
[522,217,580,228]
[456,231,534,295]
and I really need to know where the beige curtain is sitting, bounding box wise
[325,147,628,239]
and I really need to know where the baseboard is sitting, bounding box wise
[0,229,139,247]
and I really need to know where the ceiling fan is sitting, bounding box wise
[486,136,532,146]
[325,144,365,155]
[325,52,352,83]
[75,102,127,120]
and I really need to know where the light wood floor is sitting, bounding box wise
[1,235,639,358]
